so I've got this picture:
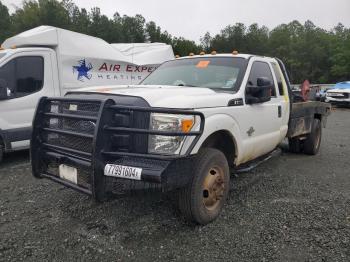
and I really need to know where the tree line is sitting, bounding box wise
[0,0,349,84]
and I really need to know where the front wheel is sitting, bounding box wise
[178,148,230,225]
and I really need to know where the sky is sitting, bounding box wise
[3,0,350,42]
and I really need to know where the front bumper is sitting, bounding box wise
[31,94,204,200]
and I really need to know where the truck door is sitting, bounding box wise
[0,50,54,151]
[271,62,290,140]
[237,59,283,162]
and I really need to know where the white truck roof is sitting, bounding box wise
[1,26,174,89]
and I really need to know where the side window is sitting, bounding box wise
[271,63,284,96]
[0,56,44,99]
[247,61,276,97]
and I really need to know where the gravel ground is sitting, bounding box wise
[0,108,349,262]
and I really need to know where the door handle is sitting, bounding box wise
[278,105,282,118]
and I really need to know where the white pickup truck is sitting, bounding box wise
[31,53,330,224]
[0,26,174,162]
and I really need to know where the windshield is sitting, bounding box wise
[141,57,248,91]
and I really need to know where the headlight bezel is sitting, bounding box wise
[148,113,201,155]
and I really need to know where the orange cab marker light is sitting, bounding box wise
[189,53,194,56]
[199,51,205,55]
[211,51,217,55]
[232,50,239,55]
[175,55,180,58]
[181,119,194,133]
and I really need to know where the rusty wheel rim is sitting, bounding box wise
[202,166,225,211]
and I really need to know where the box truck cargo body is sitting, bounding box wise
[0,26,174,161]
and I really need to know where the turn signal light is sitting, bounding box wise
[181,119,194,133]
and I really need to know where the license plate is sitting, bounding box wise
[59,164,77,184]
[104,164,142,180]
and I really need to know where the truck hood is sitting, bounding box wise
[76,85,233,108]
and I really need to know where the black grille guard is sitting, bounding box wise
[31,96,205,199]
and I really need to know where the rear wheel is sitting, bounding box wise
[304,118,322,155]
[0,144,3,163]
[178,148,230,225]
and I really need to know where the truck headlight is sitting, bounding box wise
[148,113,197,155]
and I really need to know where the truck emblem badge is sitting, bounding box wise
[73,59,93,81]
[247,127,255,137]
[228,98,243,106]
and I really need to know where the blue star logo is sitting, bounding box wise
[73,59,93,81]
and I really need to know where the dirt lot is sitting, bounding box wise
[0,108,349,262]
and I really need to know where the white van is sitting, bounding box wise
[0,26,174,162]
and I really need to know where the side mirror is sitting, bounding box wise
[246,77,272,104]
[0,79,10,100]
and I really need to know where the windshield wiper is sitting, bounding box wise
[177,84,198,87]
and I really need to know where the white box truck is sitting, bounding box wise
[0,26,174,162]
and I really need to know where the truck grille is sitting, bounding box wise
[31,95,205,198]
[42,100,101,156]
[33,98,102,191]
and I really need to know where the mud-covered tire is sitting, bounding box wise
[178,148,230,225]
[288,137,301,153]
[304,118,322,155]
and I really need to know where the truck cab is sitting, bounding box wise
[31,53,330,224]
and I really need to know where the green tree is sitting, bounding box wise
[120,14,146,42]
[200,31,212,53]
[12,0,70,33]
[330,23,350,81]
[0,1,11,43]
[172,37,199,56]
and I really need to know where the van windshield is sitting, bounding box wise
[141,57,248,91]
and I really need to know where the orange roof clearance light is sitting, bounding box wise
[189,53,194,56]
[232,50,239,55]
[175,55,180,58]
[199,51,205,55]
[211,51,217,55]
